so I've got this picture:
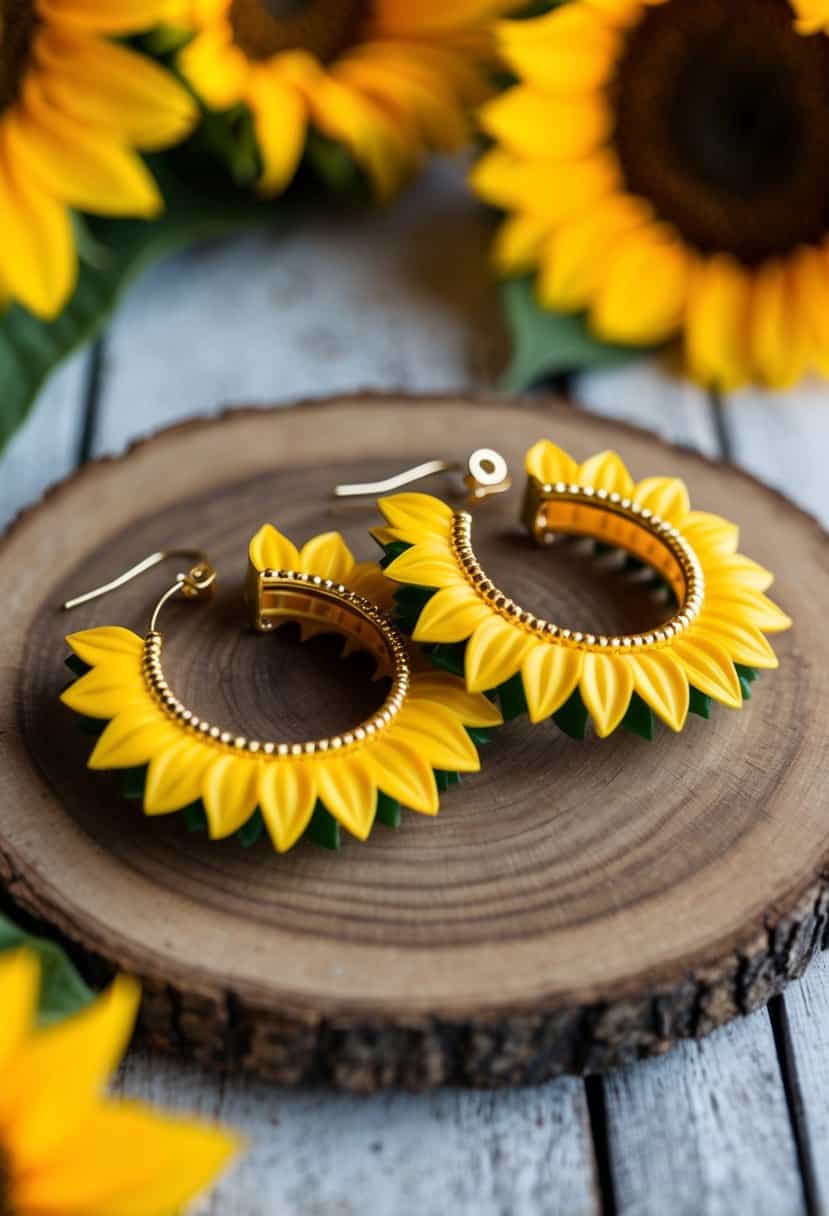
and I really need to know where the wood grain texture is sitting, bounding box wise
[1,395,826,1093]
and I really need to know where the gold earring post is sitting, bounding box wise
[333,448,511,505]
[62,549,217,633]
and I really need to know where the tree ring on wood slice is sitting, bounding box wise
[0,394,826,1092]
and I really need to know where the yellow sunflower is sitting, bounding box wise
[376,442,791,739]
[62,525,501,851]
[0,949,238,1215]
[0,0,197,319]
[474,0,829,388]
[178,0,522,198]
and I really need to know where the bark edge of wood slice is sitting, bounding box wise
[1,393,827,1092]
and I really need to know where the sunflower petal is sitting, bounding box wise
[492,211,551,275]
[298,531,355,583]
[10,82,163,217]
[0,952,39,1072]
[395,702,480,772]
[695,615,779,669]
[384,542,463,589]
[630,652,689,732]
[15,1100,239,1216]
[2,976,140,1166]
[525,439,579,486]
[465,615,534,693]
[578,450,635,497]
[496,6,621,91]
[685,254,752,391]
[377,492,454,538]
[521,641,583,723]
[633,476,691,525]
[248,66,307,195]
[592,228,692,345]
[60,663,146,719]
[202,754,261,839]
[672,635,742,708]
[704,589,792,633]
[704,555,774,593]
[88,705,177,770]
[580,652,634,737]
[258,761,318,853]
[249,524,300,573]
[0,146,74,319]
[480,86,611,160]
[362,736,439,815]
[412,584,491,643]
[682,511,740,556]
[407,673,504,728]
[144,739,215,815]
[38,29,197,150]
[65,627,144,668]
[316,755,378,841]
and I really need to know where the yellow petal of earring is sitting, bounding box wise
[359,441,790,741]
[61,528,501,855]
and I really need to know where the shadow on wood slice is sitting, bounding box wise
[1,394,827,1091]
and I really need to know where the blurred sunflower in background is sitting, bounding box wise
[179,0,522,198]
[0,0,197,319]
[474,0,829,389]
[0,949,239,1214]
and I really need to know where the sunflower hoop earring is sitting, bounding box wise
[370,441,791,741]
[61,527,501,854]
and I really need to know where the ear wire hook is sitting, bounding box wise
[333,448,511,505]
[63,549,217,633]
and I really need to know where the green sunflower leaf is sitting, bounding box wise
[622,692,655,741]
[688,686,713,719]
[500,275,655,392]
[376,792,402,828]
[0,154,281,457]
[0,912,93,1024]
[307,802,341,851]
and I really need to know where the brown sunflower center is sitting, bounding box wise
[0,0,37,111]
[611,0,829,263]
[229,0,366,62]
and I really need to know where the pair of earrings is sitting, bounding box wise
[61,439,790,855]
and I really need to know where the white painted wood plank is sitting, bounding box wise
[604,1013,805,1216]
[93,159,506,455]
[725,379,829,524]
[0,352,88,532]
[778,956,829,1211]
[118,1051,597,1216]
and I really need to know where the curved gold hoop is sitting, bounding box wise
[145,572,410,757]
[443,475,706,654]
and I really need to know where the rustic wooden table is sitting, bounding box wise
[2,163,828,1215]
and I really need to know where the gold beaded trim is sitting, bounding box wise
[141,572,411,757]
[450,484,706,654]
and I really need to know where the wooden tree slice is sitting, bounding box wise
[1,395,827,1091]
